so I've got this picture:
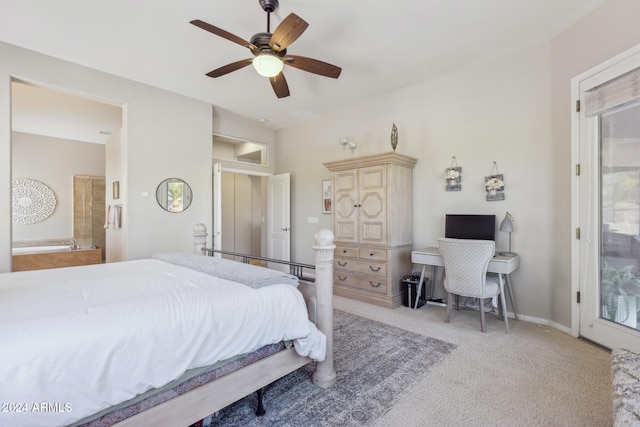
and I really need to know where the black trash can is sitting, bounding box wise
[401,273,427,309]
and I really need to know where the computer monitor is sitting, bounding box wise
[444,214,496,241]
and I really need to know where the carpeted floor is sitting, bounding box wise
[209,309,456,426]
[201,295,612,427]
[337,296,613,427]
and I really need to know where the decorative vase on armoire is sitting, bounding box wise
[323,152,417,308]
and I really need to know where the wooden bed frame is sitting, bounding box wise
[110,226,337,427]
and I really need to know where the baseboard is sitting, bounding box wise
[429,299,573,335]
[512,313,572,335]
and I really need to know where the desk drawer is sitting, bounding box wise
[335,245,358,259]
[334,272,388,295]
[334,258,387,277]
[359,247,388,262]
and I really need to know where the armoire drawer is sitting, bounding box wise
[358,247,388,262]
[335,245,359,258]
[334,258,387,277]
[334,272,388,295]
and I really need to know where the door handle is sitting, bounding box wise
[281,227,289,231]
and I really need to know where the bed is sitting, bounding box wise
[0,227,336,427]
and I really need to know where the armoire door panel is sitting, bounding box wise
[360,166,385,190]
[335,194,357,219]
[334,171,357,191]
[335,221,357,242]
[360,192,384,218]
[361,222,385,244]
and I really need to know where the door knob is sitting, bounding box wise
[281,227,290,231]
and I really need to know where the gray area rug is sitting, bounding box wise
[209,309,456,426]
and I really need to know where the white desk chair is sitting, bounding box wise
[438,238,509,333]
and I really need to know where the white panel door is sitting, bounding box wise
[267,173,290,270]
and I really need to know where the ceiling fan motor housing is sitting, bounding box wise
[250,32,286,57]
[259,0,279,13]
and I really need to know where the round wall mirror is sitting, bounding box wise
[156,178,192,213]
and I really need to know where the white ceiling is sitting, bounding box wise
[1,0,606,135]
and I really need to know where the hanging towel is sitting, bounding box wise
[104,205,112,229]
[109,205,116,229]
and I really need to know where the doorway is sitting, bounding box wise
[220,171,266,259]
[10,80,121,259]
[212,164,291,266]
[212,133,272,262]
[574,44,640,351]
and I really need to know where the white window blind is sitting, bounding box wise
[586,67,640,117]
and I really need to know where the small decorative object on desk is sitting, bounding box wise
[445,156,461,191]
[485,161,505,201]
[390,123,398,152]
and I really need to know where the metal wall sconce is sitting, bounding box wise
[339,137,357,152]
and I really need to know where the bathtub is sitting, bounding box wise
[12,247,102,272]
[12,245,71,255]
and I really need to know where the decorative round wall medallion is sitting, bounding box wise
[12,179,57,224]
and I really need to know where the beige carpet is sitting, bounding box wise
[333,296,612,427]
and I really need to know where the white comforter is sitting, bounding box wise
[0,259,325,427]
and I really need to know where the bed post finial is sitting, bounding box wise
[312,228,337,389]
[193,223,208,255]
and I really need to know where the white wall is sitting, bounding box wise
[105,129,125,262]
[0,41,213,271]
[274,0,640,329]
[11,132,106,242]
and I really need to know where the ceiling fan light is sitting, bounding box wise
[252,54,284,77]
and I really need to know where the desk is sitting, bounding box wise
[411,247,520,318]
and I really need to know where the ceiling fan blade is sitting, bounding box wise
[269,13,309,52]
[269,73,290,98]
[190,19,257,51]
[284,55,342,79]
[206,59,253,78]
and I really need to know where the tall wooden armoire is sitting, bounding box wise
[324,152,417,308]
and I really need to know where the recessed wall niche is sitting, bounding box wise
[212,133,269,166]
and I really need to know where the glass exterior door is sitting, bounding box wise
[577,52,640,351]
[600,102,640,332]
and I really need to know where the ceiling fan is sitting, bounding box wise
[190,0,341,99]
